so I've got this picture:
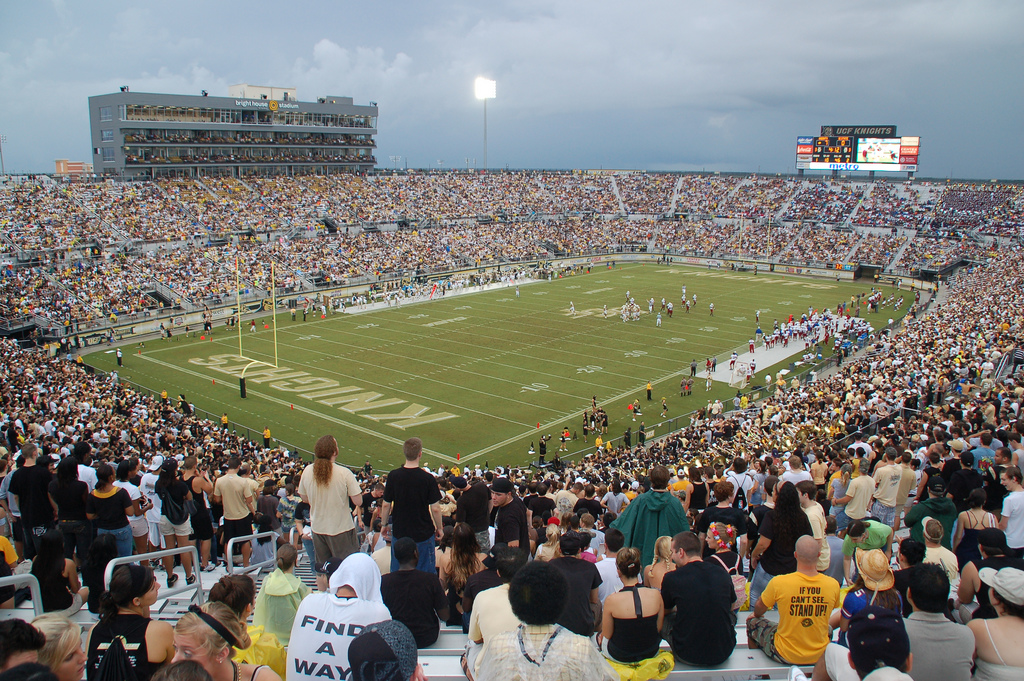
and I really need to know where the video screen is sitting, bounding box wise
[856,138,901,164]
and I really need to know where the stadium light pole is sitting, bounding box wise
[0,135,6,176]
[474,77,496,170]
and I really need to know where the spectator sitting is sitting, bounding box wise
[598,547,668,670]
[549,531,603,637]
[253,544,310,646]
[594,528,625,602]
[747,535,840,666]
[287,553,391,681]
[475,560,617,681]
[348,620,426,681]
[662,531,737,666]
[904,564,974,681]
[150,661,213,681]
[957,528,1024,621]
[172,602,280,681]
[380,537,448,648]
[892,539,926,618]
[823,516,846,585]
[967,567,1024,678]
[830,549,902,647]
[463,546,529,681]
[846,606,914,680]
[0,621,45,672]
[921,518,959,586]
[29,615,86,681]
[642,536,675,591]
[460,544,504,628]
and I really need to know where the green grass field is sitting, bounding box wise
[85,264,884,470]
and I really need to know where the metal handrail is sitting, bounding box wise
[225,531,278,575]
[0,574,44,618]
[103,546,204,605]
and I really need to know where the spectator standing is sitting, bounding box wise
[610,464,690,566]
[797,480,831,573]
[947,451,984,514]
[85,463,135,558]
[212,457,256,568]
[71,442,98,493]
[490,478,529,551]
[746,535,840,666]
[297,436,363,568]
[904,476,956,549]
[181,456,216,572]
[452,476,491,551]
[47,457,90,564]
[154,460,195,587]
[549,532,602,637]
[9,443,54,559]
[381,438,443,573]
[475,561,617,681]
[870,448,902,528]
[115,458,151,558]
[952,488,996,569]
[381,538,448,647]
[594,528,624,602]
[997,465,1024,556]
[661,531,736,666]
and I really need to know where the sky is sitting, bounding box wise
[1,0,1022,179]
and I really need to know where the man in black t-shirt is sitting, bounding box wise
[549,532,602,636]
[360,483,384,529]
[381,438,443,574]
[8,443,54,559]
[381,537,449,647]
[525,482,555,525]
[454,476,492,550]
[490,478,529,551]
[573,484,603,519]
[661,531,736,666]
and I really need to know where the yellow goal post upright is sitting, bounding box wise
[235,257,280,398]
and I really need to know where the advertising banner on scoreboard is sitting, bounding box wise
[804,162,918,172]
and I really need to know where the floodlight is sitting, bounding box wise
[474,77,496,100]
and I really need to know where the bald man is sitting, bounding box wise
[746,535,841,666]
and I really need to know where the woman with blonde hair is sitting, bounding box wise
[643,536,675,590]
[535,524,562,562]
[172,602,280,681]
[32,614,87,681]
[437,522,485,625]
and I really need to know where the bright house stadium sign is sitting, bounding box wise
[234,99,299,110]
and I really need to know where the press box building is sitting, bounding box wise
[88,84,378,178]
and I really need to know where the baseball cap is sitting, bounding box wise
[960,451,975,466]
[977,528,1011,556]
[148,455,165,471]
[949,440,965,452]
[490,478,514,494]
[979,567,1024,606]
[559,531,584,555]
[847,606,910,673]
[348,620,418,681]
[927,476,947,495]
[450,476,468,490]
[318,556,344,577]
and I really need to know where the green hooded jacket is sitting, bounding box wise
[904,495,958,549]
[253,568,310,645]
[611,489,690,565]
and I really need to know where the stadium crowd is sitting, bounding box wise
[0,243,1021,680]
[1,172,1020,333]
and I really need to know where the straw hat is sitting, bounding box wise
[856,549,895,591]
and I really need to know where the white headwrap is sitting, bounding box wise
[328,552,383,603]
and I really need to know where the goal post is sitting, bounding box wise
[729,361,750,388]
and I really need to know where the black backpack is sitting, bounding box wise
[93,636,139,681]
[732,474,749,511]
[157,486,189,525]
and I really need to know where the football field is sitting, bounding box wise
[85,264,885,469]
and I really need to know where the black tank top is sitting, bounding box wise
[87,614,158,681]
[607,585,661,663]
[187,475,208,511]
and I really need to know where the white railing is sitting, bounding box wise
[0,574,44,618]
[103,546,204,605]
[225,531,278,575]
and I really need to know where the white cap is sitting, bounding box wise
[148,455,164,471]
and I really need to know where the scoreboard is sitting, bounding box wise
[796,126,920,172]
